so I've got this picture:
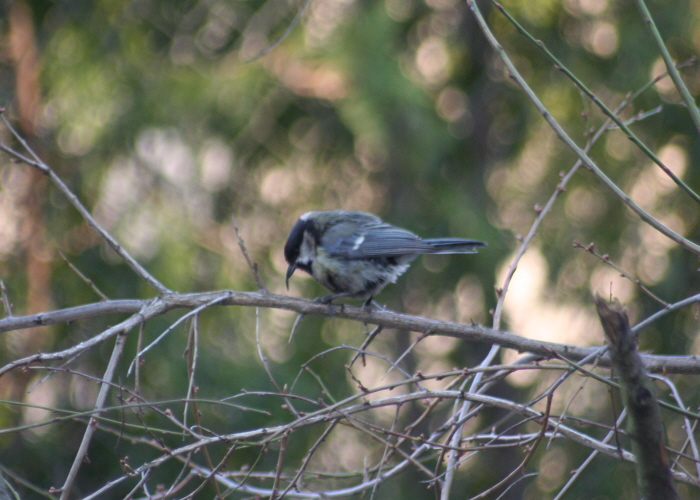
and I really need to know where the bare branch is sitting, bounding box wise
[58,251,109,301]
[596,296,680,500]
[59,328,130,499]
[0,113,172,294]
[0,281,12,318]
[634,0,700,134]
[1,291,700,374]
[466,0,700,256]
[0,299,144,333]
[231,215,267,292]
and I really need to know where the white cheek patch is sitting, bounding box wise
[352,234,365,250]
[298,231,316,264]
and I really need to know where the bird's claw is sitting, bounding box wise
[313,295,343,316]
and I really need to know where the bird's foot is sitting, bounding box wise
[362,298,387,314]
[314,293,350,316]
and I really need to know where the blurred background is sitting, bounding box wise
[1,0,700,498]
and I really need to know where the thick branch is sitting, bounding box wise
[0,300,144,333]
[1,291,700,374]
[596,296,680,500]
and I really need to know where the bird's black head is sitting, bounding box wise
[284,215,318,288]
[284,217,311,266]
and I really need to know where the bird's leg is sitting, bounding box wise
[315,292,351,304]
[362,297,386,312]
[314,292,350,316]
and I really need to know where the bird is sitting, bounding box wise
[284,210,486,307]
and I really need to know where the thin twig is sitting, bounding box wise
[135,322,144,400]
[58,250,109,301]
[349,324,384,367]
[467,395,552,499]
[634,0,700,134]
[441,350,497,500]
[0,113,171,294]
[27,351,86,394]
[370,407,401,499]
[492,2,700,204]
[573,240,669,306]
[0,281,12,317]
[256,306,300,418]
[280,421,338,497]
[633,291,700,333]
[59,329,129,499]
[651,374,700,477]
[467,0,700,256]
[377,330,427,381]
[231,215,267,291]
[483,38,696,365]
[608,105,664,128]
[121,469,154,500]
[489,45,642,334]
[270,431,290,500]
[81,386,697,498]
[126,293,229,376]
[553,409,628,499]
[183,314,199,431]
[183,444,238,499]
[288,311,306,343]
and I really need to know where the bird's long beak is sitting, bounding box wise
[286,264,297,289]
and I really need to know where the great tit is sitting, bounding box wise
[284,210,486,306]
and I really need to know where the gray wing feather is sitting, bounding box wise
[323,222,484,259]
[322,223,425,258]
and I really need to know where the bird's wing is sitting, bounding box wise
[322,222,434,259]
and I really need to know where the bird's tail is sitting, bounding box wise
[423,238,487,254]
